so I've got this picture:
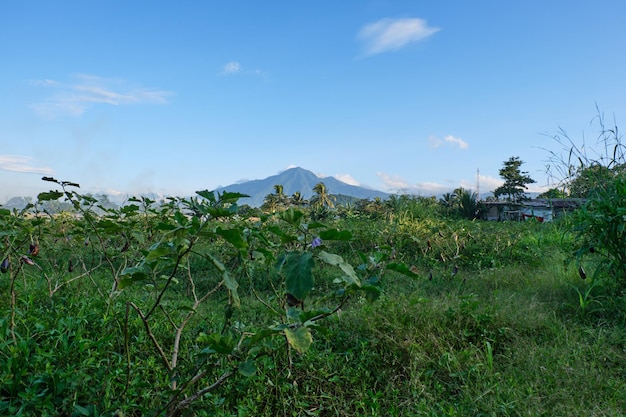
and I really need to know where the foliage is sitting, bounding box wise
[537,187,567,199]
[546,110,626,288]
[310,182,336,209]
[439,188,483,219]
[1,177,419,416]
[1,174,625,416]
[493,156,536,203]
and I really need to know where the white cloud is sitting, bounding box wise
[429,135,469,149]
[378,171,489,196]
[357,17,440,56]
[0,155,54,175]
[459,174,501,194]
[334,173,360,186]
[30,74,172,118]
[222,61,241,74]
[220,61,266,77]
[444,135,469,149]
[377,171,410,191]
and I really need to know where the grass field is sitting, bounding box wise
[1,198,625,416]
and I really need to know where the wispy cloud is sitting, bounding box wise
[220,61,264,76]
[460,175,501,193]
[0,155,54,175]
[334,173,360,186]
[222,61,241,74]
[377,172,411,191]
[428,135,469,150]
[30,74,172,118]
[357,17,440,56]
[378,171,480,195]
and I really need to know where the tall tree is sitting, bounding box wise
[311,182,336,208]
[454,187,481,219]
[261,184,288,212]
[493,156,536,203]
[290,191,307,207]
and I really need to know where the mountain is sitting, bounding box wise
[213,167,391,207]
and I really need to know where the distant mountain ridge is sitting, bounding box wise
[213,167,390,207]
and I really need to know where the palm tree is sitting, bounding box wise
[311,182,336,209]
[290,191,307,207]
[439,192,456,216]
[455,187,480,219]
[262,184,288,212]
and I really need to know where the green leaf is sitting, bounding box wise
[285,327,313,353]
[306,221,327,230]
[238,359,257,377]
[218,191,249,204]
[145,243,174,261]
[217,227,248,250]
[283,252,314,301]
[96,219,122,234]
[174,210,189,226]
[317,251,360,286]
[196,332,235,354]
[319,229,353,241]
[0,208,11,217]
[266,225,297,244]
[121,204,140,214]
[37,191,64,201]
[119,265,149,289]
[73,404,91,416]
[358,284,382,301]
[278,208,304,225]
[386,262,420,277]
[195,189,217,202]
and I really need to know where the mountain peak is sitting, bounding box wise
[214,167,389,207]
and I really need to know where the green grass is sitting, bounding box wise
[190,251,625,416]
[1,213,625,416]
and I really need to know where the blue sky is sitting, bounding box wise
[2,1,626,202]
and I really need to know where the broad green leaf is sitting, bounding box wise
[217,227,248,250]
[249,328,282,343]
[146,243,174,261]
[319,229,353,241]
[120,204,140,214]
[386,262,420,277]
[155,222,177,231]
[174,210,189,226]
[96,219,122,234]
[0,208,10,217]
[218,191,249,204]
[283,251,314,301]
[266,226,297,244]
[278,208,304,225]
[317,251,360,286]
[238,359,257,377]
[73,404,91,416]
[37,191,63,201]
[299,308,331,323]
[358,284,382,301]
[196,332,235,354]
[118,265,149,289]
[306,221,327,230]
[285,327,313,353]
[195,189,216,202]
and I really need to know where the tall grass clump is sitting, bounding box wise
[546,109,626,291]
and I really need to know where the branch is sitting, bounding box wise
[128,302,172,371]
